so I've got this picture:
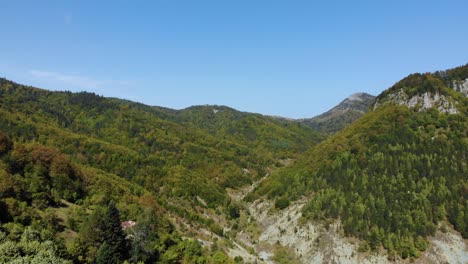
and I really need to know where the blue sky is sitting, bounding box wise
[1,1,467,118]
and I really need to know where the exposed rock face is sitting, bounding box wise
[246,199,390,264]
[239,198,467,264]
[374,89,459,114]
[421,227,468,264]
[452,78,468,96]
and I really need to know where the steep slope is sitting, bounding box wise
[0,131,219,263]
[373,65,468,114]
[0,78,322,202]
[252,64,468,260]
[300,93,375,134]
[0,77,325,262]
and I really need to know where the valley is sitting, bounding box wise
[0,64,467,263]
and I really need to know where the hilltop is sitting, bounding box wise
[0,63,467,263]
[299,92,376,134]
[252,63,467,262]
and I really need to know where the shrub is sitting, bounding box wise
[275,197,290,210]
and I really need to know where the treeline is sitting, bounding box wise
[253,65,468,260]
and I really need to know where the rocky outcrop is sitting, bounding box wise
[240,198,467,264]
[246,199,390,263]
[373,89,459,114]
[452,78,468,96]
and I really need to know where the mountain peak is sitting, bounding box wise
[337,92,375,111]
[300,92,375,134]
[346,92,371,102]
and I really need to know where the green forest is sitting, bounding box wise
[0,76,323,263]
[252,65,468,260]
[0,64,467,263]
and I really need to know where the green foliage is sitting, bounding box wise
[377,64,468,105]
[0,127,236,263]
[272,246,300,264]
[76,201,129,262]
[301,93,375,134]
[0,131,13,155]
[0,63,465,262]
[0,77,321,262]
[0,226,71,264]
[0,78,322,211]
[103,201,129,261]
[95,242,115,264]
[126,208,159,263]
[274,197,290,210]
[212,250,234,263]
[227,203,241,219]
[256,65,468,258]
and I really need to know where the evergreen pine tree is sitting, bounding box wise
[96,242,116,264]
[103,200,129,262]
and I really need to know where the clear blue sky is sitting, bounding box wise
[1,1,467,118]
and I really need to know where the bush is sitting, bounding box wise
[234,256,243,262]
[275,197,290,210]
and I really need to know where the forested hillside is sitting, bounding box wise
[0,64,466,263]
[0,78,322,205]
[0,130,227,263]
[300,93,375,134]
[252,64,468,260]
[0,78,323,263]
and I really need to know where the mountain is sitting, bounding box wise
[0,77,323,263]
[373,66,468,114]
[252,64,467,261]
[300,92,375,133]
[0,63,467,263]
[173,104,323,156]
[0,77,322,190]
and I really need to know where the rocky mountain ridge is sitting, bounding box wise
[298,92,376,133]
[373,77,467,114]
[373,89,459,114]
